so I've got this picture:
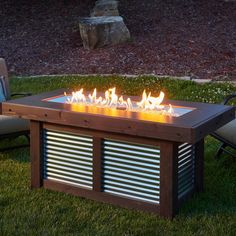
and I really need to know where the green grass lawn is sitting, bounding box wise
[0,75,236,235]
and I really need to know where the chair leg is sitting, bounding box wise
[221,147,236,158]
[0,134,30,153]
[0,144,29,152]
[215,143,227,159]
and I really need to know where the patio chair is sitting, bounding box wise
[211,93,236,158]
[0,58,31,152]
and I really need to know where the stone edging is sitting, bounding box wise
[15,73,236,85]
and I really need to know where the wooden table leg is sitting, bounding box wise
[194,139,204,192]
[160,142,179,219]
[30,120,42,189]
[93,136,102,192]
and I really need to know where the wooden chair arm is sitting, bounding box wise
[11,92,32,97]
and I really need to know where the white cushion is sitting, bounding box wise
[0,115,29,135]
[215,119,236,146]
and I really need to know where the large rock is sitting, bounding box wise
[91,0,119,16]
[79,16,130,49]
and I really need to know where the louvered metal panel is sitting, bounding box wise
[178,143,195,199]
[43,129,93,189]
[102,139,160,204]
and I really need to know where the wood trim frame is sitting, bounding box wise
[30,120,43,189]
[93,136,102,192]
[40,123,187,218]
[43,123,163,146]
[43,179,160,214]
[42,123,162,214]
[2,89,235,144]
[160,142,179,218]
[194,139,204,192]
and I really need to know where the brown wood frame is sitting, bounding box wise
[29,122,201,219]
[30,121,42,189]
[1,89,235,219]
[2,89,235,144]
[160,142,179,218]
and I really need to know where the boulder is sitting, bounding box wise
[79,16,130,49]
[91,0,119,17]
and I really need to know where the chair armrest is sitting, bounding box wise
[11,92,32,97]
[222,93,236,105]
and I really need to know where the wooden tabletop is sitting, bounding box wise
[1,89,235,143]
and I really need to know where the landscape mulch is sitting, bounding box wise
[0,0,236,80]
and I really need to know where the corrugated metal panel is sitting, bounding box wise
[102,139,160,204]
[178,143,195,199]
[43,129,93,189]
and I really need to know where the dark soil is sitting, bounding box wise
[0,0,236,80]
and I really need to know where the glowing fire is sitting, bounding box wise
[65,88,175,116]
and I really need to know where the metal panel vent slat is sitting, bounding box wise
[178,143,195,199]
[43,129,93,189]
[102,139,160,204]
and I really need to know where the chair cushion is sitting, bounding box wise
[0,76,6,102]
[215,119,236,146]
[0,115,29,135]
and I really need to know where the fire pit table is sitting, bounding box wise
[1,88,235,218]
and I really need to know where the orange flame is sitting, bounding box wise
[66,88,174,115]
[137,90,165,111]
[168,104,174,115]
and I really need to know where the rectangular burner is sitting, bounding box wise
[45,94,194,117]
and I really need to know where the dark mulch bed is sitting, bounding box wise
[0,0,236,80]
